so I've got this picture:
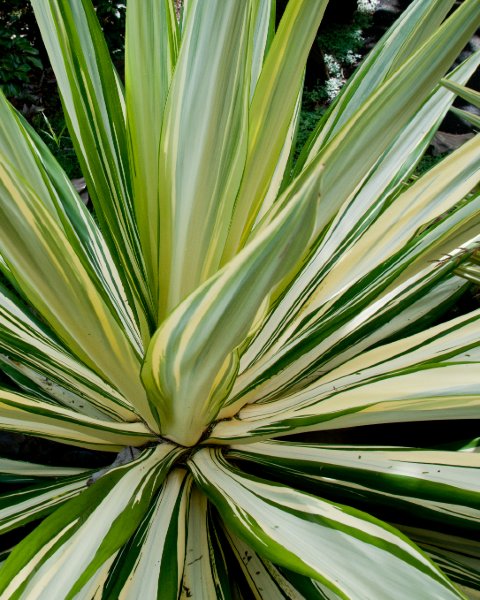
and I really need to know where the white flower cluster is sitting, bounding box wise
[357,0,379,14]
[323,54,346,101]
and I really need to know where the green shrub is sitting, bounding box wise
[0,3,42,103]
[0,0,479,597]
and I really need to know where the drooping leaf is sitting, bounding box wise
[0,389,156,450]
[211,310,480,441]
[189,448,464,600]
[228,441,480,534]
[0,444,183,599]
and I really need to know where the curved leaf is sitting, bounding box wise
[189,448,464,600]
[0,443,183,599]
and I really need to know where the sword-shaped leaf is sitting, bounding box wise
[157,0,251,317]
[180,485,232,600]
[126,0,179,309]
[451,107,480,130]
[0,458,87,484]
[441,80,480,109]
[30,0,152,317]
[228,441,480,534]
[249,0,275,98]
[0,158,157,428]
[262,0,480,245]
[210,310,480,441]
[224,525,340,599]
[298,0,457,168]
[398,527,480,595]
[0,444,183,599]
[225,131,480,410]
[0,282,137,422]
[0,473,90,535]
[222,0,329,261]
[103,469,191,600]
[189,448,464,600]
[0,91,145,351]
[142,164,322,446]
[0,390,155,450]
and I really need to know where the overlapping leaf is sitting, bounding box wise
[189,448,464,599]
[0,444,183,599]
[210,310,480,441]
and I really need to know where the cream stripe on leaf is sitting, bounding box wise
[257,50,480,311]
[249,0,275,100]
[451,107,480,130]
[221,53,480,408]
[0,158,158,430]
[103,469,191,600]
[180,485,231,600]
[259,0,480,248]
[30,0,153,322]
[223,525,341,599]
[142,159,325,446]
[0,92,145,351]
[189,448,464,600]
[227,441,480,534]
[397,528,480,595]
[157,0,251,317]
[0,458,87,484]
[210,311,480,442]
[0,473,90,536]
[225,133,480,410]
[0,282,137,422]
[298,0,457,170]
[125,0,179,312]
[0,390,156,451]
[72,552,119,600]
[0,444,183,600]
[221,0,329,262]
[441,80,480,109]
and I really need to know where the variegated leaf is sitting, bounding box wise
[299,0,457,168]
[210,310,480,441]
[0,389,156,451]
[30,0,153,319]
[157,0,251,316]
[0,473,90,535]
[180,485,231,600]
[126,0,179,310]
[0,157,157,429]
[0,444,183,599]
[228,441,480,534]
[0,282,137,422]
[222,0,329,261]
[142,162,323,445]
[224,132,480,410]
[189,448,464,600]
[103,469,191,600]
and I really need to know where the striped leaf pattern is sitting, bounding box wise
[189,448,464,599]
[0,444,182,599]
[227,441,480,534]
[210,310,480,442]
[102,469,191,600]
[0,0,479,597]
[30,0,153,320]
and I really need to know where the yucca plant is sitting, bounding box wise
[0,0,479,597]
